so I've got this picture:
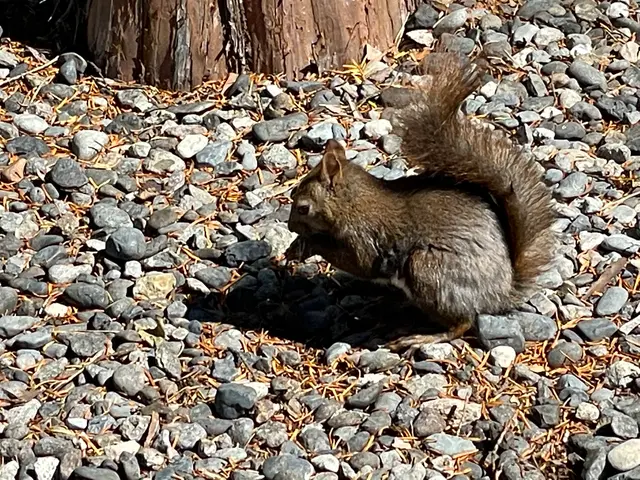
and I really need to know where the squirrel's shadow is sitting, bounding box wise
[184,262,446,351]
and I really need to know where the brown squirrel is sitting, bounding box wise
[285,52,557,355]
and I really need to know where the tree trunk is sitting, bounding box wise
[86,0,420,91]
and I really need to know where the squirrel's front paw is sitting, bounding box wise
[284,236,307,262]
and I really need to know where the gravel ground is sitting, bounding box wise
[1,1,640,479]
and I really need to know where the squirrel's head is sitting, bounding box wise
[288,139,350,236]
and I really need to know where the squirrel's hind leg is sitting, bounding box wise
[385,319,473,358]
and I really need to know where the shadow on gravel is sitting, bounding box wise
[1,0,89,57]
[184,264,447,351]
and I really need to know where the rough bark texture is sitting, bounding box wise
[86,0,420,91]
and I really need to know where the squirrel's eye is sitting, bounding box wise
[297,204,310,215]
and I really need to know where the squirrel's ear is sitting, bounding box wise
[320,139,346,186]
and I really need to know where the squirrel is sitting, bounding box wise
[285,51,557,355]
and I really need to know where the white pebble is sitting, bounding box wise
[490,346,517,368]
[575,402,600,422]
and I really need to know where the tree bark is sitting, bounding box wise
[86,0,420,91]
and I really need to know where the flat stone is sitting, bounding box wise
[425,433,476,456]
[568,61,607,90]
[595,287,629,316]
[63,284,110,309]
[262,454,314,480]
[433,8,468,36]
[13,113,49,135]
[477,314,526,352]
[577,319,618,342]
[252,113,309,143]
[609,439,640,471]
[71,130,109,160]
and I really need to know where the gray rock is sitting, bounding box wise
[610,412,639,439]
[68,466,119,480]
[608,439,640,471]
[196,140,233,167]
[570,101,602,121]
[71,130,109,160]
[623,66,640,88]
[433,8,468,36]
[143,148,185,173]
[262,454,314,480]
[6,136,49,156]
[13,113,49,135]
[325,342,351,364]
[363,119,392,140]
[534,27,564,47]
[425,433,476,456]
[514,312,558,341]
[597,143,631,163]
[408,3,439,29]
[607,360,640,387]
[90,204,133,230]
[225,240,271,266]
[112,364,147,397]
[601,235,640,255]
[259,144,297,170]
[0,50,19,68]
[33,456,59,480]
[63,284,110,309]
[477,314,526,352]
[0,121,19,139]
[60,332,107,357]
[48,264,92,284]
[555,172,589,199]
[215,383,258,419]
[555,122,586,140]
[310,90,341,109]
[583,446,608,480]
[517,0,559,19]
[0,315,37,338]
[568,61,607,90]
[346,382,383,409]
[0,288,18,315]
[176,134,208,159]
[413,411,446,437]
[299,426,331,452]
[597,96,629,122]
[194,267,232,289]
[311,454,340,473]
[105,227,147,261]
[148,207,182,230]
[532,404,561,427]
[252,113,309,143]
[577,319,618,341]
[32,244,67,268]
[359,350,402,372]
[50,158,88,189]
[164,422,207,450]
[212,354,239,382]
[116,89,154,112]
[595,287,629,316]
[547,340,583,368]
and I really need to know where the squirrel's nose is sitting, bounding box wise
[288,216,305,235]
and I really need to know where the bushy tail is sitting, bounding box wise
[395,52,557,297]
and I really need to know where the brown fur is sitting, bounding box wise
[286,52,557,354]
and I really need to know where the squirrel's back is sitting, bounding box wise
[394,52,557,299]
